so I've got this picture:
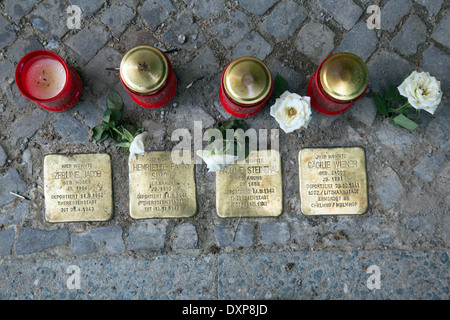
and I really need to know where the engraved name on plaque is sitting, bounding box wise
[299,147,368,215]
[216,150,282,218]
[128,151,197,219]
[44,153,114,222]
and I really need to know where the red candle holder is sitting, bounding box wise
[219,57,273,118]
[307,53,368,115]
[119,46,177,109]
[15,50,82,112]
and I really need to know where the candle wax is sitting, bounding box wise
[24,58,66,100]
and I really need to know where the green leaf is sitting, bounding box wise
[374,95,389,116]
[274,73,289,99]
[106,90,123,111]
[392,114,419,130]
[110,110,122,123]
[121,127,135,142]
[92,126,106,141]
[116,141,131,148]
[102,109,113,123]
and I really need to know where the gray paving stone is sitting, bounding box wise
[6,34,44,63]
[214,224,254,248]
[0,145,7,167]
[425,105,450,153]
[53,113,90,145]
[268,59,304,92]
[30,0,68,39]
[348,97,377,127]
[431,11,450,48]
[261,0,307,42]
[260,222,290,245]
[10,108,50,144]
[83,47,122,94]
[380,0,412,32]
[172,223,198,249]
[127,222,167,251]
[70,226,125,255]
[101,4,135,36]
[421,45,450,91]
[376,120,416,155]
[295,22,335,65]
[0,14,17,49]
[76,99,104,129]
[69,0,105,18]
[413,153,446,182]
[0,254,216,299]
[374,167,405,210]
[162,13,205,50]
[238,0,277,15]
[0,201,30,225]
[139,0,176,30]
[416,0,443,16]
[15,228,69,255]
[334,22,378,61]
[232,31,273,61]
[66,23,109,63]
[317,0,363,30]
[0,169,27,208]
[367,49,415,94]
[211,9,251,48]
[4,0,37,22]
[176,45,219,87]
[218,250,449,299]
[0,228,15,256]
[391,15,427,56]
[189,0,225,19]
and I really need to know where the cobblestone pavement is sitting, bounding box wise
[0,0,449,300]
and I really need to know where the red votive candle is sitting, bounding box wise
[307,52,368,115]
[219,57,273,118]
[15,50,82,111]
[119,46,177,109]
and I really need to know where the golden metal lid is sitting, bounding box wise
[319,52,368,101]
[223,57,272,105]
[120,46,168,94]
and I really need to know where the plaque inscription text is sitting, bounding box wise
[44,153,114,222]
[128,151,197,218]
[216,150,282,218]
[299,147,368,215]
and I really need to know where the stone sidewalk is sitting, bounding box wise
[0,0,449,300]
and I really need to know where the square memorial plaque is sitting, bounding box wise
[128,151,197,219]
[44,153,114,222]
[216,150,283,218]
[299,147,368,215]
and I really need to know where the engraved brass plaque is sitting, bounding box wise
[44,153,114,222]
[216,150,282,218]
[299,147,368,215]
[128,151,197,219]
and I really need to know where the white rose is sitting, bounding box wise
[270,91,312,133]
[197,140,238,172]
[397,71,443,115]
[129,132,147,160]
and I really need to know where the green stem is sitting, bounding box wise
[111,126,133,142]
[391,102,410,113]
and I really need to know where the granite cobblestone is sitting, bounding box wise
[0,0,448,300]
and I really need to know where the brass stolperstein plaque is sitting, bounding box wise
[216,150,282,218]
[299,147,368,215]
[128,151,197,219]
[44,153,114,222]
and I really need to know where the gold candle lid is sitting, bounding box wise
[120,46,169,94]
[319,52,368,101]
[223,57,272,105]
